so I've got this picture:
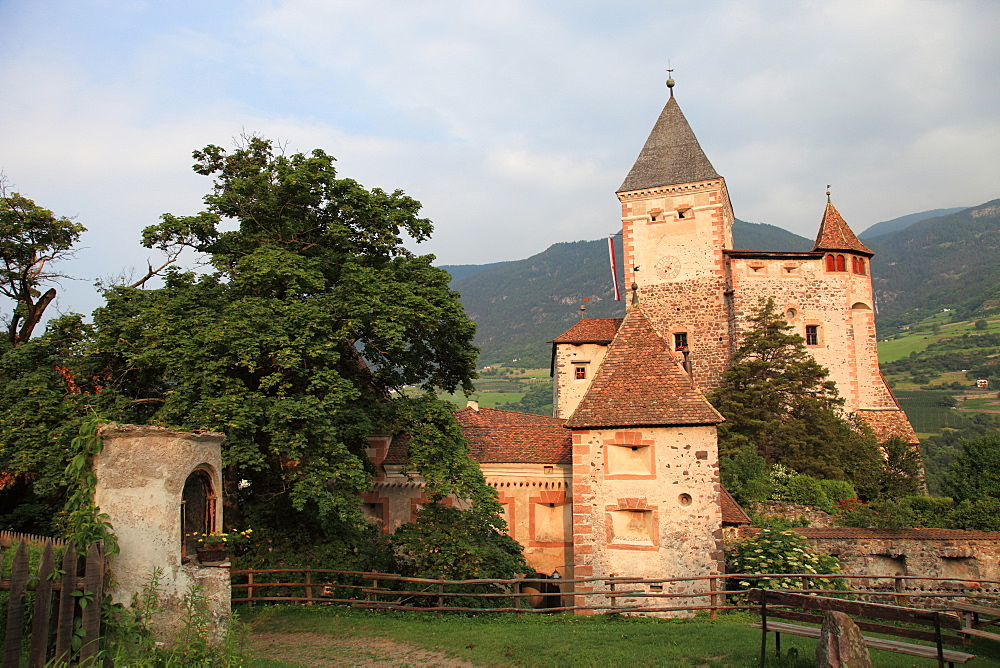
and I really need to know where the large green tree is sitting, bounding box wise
[89,137,489,527]
[2,138,498,540]
[709,298,884,489]
[943,431,1000,501]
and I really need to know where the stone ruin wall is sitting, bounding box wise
[729,527,1000,606]
[94,424,229,643]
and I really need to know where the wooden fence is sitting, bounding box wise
[231,568,1000,616]
[1,537,105,668]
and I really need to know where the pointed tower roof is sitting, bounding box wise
[618,95,720,193]
[564,307,723,428]
[812,200,873,256]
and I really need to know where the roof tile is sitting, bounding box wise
[565,307,723,428]
[618,96,720,193]
[812,201,873,255]
[552,318,622,344]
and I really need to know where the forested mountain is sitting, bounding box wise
[868,200,1000,329]
[859,207,968,239]
[450,220,812,366]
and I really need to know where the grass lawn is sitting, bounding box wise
[241,606,1000,667]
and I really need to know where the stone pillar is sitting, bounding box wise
[94,423,229,643]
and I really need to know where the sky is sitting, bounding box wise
[1,0,999,318]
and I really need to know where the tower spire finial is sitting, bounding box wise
[666,63,675,98]
[826,184,831,203]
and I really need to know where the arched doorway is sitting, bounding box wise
[181,468,217,558]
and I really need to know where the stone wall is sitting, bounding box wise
[618,178,734,392]
[571,424,723,615]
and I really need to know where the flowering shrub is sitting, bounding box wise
[727,528,846,592]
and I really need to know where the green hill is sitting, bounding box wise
[868,200,1000,329]
[859,207,967,239]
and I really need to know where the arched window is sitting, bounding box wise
[181,468,216,558]
[856,257,866,275]
[851,256,858,273]
[826,254,836,271]
[835,255,846,272]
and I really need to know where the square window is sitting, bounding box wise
[674,332,688,351]
[574,365,587,380]
[805,325,819,346]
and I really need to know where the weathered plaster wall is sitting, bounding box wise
[94,423,229,643]
[553,342,612,420]
[571,425,724,615]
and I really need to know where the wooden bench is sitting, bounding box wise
[944,601,1000,642]
[749,589,976,668]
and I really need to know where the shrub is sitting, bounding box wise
[946,498,1000,531]
[784,475,831,511]
[391,504,526,580]
[727,529,845,592]
[818,479,856,503]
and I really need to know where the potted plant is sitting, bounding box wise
[188,529,252,566]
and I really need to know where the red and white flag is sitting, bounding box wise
[608,236,621,301]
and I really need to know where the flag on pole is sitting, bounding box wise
[608,236,621,301]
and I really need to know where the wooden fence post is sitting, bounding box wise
[305,569,313,605]
[27,543,56,667]
[79,542,104,667]
[53,541,77,666]
[709,576,719,620]
[609,579,617,610]
[437,582,444,619]
[2,542,30,667]
[895,576,905,607]
[247,572,254,608]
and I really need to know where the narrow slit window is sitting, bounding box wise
[677,207,692,219]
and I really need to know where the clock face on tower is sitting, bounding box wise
[655,255,681,280]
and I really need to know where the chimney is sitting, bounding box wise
[466,400,479,411]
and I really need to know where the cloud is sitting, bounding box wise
[0,0,997,319]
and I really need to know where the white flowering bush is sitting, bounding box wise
[767,464,796,502]
[727,528,846,592]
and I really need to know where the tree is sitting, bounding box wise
[0,183,86,345]
[709,298,884,489]
[943,431,1000,501]
[975,319,989,331]
[88,137,491,530]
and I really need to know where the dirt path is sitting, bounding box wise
[249,631,476,667]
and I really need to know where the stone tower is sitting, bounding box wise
[617,83,735,391]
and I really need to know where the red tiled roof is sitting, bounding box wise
[812,201,873,255]
[721,487,751,525]
[552,318,623,344]
[455,406,572,464]
[564,307,723,428]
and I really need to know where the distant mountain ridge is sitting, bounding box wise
[867,200,1000,328]
[859,208,968,239]
[443,204,999,366]
[447,219,812,366]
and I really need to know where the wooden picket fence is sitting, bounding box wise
[1,533,105,668]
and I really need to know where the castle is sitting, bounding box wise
[365,81,917,611]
